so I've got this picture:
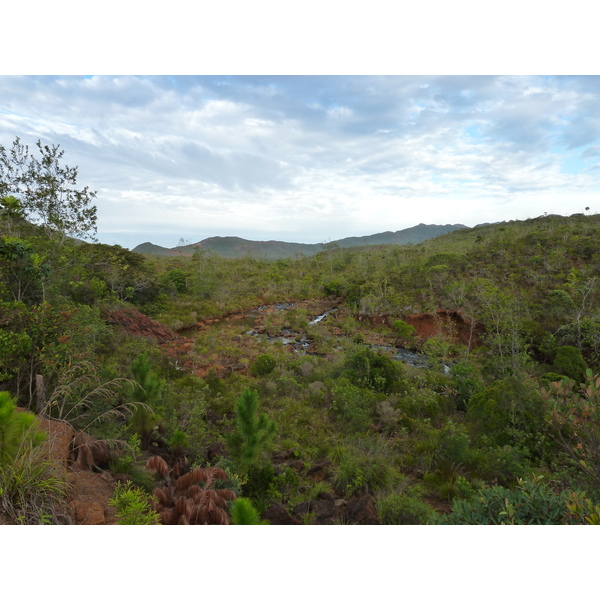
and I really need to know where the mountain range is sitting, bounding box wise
[132,223,467,259]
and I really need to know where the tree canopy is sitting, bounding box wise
[0,137,97,242]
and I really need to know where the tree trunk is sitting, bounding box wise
[35,373,47,417]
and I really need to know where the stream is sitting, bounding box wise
[180,303,448,371]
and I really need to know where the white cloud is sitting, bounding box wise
[2,75,600,248]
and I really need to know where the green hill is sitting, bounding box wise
[132,223,467,258]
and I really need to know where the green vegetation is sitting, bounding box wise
[229,497,267,525]
[0,392,69,523]
[108,481,161,525]
[227,388,277,473]
[4,139,600,524]
[433,476,600,525]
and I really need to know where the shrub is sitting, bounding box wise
[331,378,378,431]
[376,487,436,524]
[552,345,588,382]
[468,443,532,487]
[433,475,595,525]
[108,481,161,525]
[414,420,471,474]
[467,376,547,448]
[0,394,69,524]
[343,347,401,393]
[333,441,400,496]
[0,391,45,466]
[146,457,236,525]
[395,387,450,425]
[109,434,155,492]
[241,462,276,506]
[449,361,482,411]
[249,354,277,377]
[393,319,416,343]
[230,497,267,525]
[127,353,165,449]
[543,371,600,491]
[227,388,277,474]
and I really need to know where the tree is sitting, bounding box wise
[469,277,532,377]
[128,354,164,449]
[0,236,48,303]
[0,195,26,236]
[227,388,277,473]
[0,137,97,242]
[393,319,416,344]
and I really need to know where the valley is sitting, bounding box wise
[3,201,600,525]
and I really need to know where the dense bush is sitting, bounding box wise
[467,377,547,448]
[376,486,436,524]
[552,345,588,382]
[331,378,379,431]
[332,439,400,496]
[343,347,402,393]
[249,354,277,377]
[433,476,597,525]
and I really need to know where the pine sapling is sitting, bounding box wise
[227,387,277,473]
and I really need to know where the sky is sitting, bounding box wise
[3,74,600,250]
[2,4,599,253]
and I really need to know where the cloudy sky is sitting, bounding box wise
[2,74,600,249]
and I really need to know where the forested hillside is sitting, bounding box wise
[2,140,600,525]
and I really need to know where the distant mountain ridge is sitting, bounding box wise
[133,223,467,259]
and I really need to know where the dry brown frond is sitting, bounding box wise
[175,496,190,518]
[204,489,218,502]
[184,484,203,499]
[175,468,207,491]
[218,488,237,502]
[213,494,229,510]
[146,455,169,477]
[206,497,216,515]
[210,467,228,481]
[153,487,173,508]
[172,461,183,478]
[160,507,175,525]
[197,506,209,524]
[188,505,203,524]
[212,507,230,525]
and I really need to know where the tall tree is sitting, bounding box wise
[0,138,97,243]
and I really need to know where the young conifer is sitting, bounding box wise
[227,387,277,473]
[230,497,266,525]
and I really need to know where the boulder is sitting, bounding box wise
[287,460,305,472]
[262,502,301,525]
[306,461,333,481]
[293,499,338,525]
[346,495,380,525]
[69,500,106,525]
